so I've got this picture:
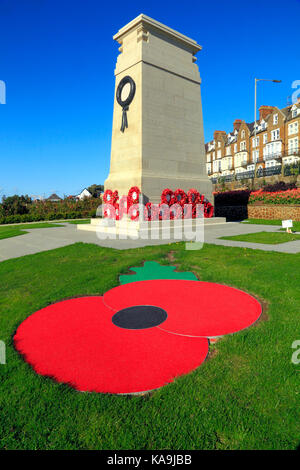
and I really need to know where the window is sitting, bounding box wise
[241,130,245,138]
[271,129,280,141]
[264,141,282,159]
[226,146,231,156]
[288,121,298,135]
[212,152,215,160]
[217,149,221,158]
[206,153,211,162]
[292,109,297,118]
[261,122,266,130]
[273,114,278,125]
[288,137,299,155]
[218,141,221,148]
[234,143,237,153]
[252,137,259,148]
[240,140,246,151]
[263,134,268,144]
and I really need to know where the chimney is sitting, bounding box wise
[213,130,227,140]
[259,105,274,121]
[233,119,242,131]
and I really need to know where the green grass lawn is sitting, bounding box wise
[220,231,300,245]
[66,219,90,224]
[243,218,300,232]
[0,242,299,450]
[0,223,63,240]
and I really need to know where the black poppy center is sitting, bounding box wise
[112,305,167,330]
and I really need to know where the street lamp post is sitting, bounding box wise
[254,78,282,163]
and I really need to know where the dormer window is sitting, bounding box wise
[261,122,266,130]
[292,109,297,118]
[273,114,278,125]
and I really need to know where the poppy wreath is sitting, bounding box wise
[127,186,140,206]
[174,189,187,207]
[14,271,262,394]
[161,188,176,206]
[103,203,115,219]
[188,189,200,205]
[158,203,170,221]
[103,189,113,204]
[144,202,160,221]
[128,203,139,221]
[114,203,120,221]
[183,204,193,219]
[169,203,182,220]
[204,202,214,218]
[112,190,119,205]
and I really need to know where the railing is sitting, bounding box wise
[224,174,234,182]
[263,152,282,161]
[235,170,255,180]
[256,166,282,177]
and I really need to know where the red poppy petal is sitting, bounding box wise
[14,296,208,394]
[103,280,262,338]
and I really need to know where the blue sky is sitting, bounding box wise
[0,0,299,197]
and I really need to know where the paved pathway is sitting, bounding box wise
[0,221,299,262]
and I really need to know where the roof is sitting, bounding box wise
[47,193,61,201]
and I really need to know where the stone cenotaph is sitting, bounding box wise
[78,15,226,237]
[105,14,212,203]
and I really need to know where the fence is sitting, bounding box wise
[212,165,284,184]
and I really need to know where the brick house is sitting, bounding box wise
[206,100,300,180]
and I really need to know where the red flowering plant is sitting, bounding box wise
[249,188,300,205]
[161,189,176,206]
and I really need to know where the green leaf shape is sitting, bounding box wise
[119,261,198,284]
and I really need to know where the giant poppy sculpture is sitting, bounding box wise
[14,262,261,394]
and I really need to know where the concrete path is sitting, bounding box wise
[0,221,299,262]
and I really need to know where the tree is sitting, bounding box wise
[87,184,104,198]
[1,194,32,215]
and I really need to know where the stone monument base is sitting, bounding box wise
[77,216,227,239]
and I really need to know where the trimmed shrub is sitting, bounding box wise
[263,181,296,192]
[214,190,251,207]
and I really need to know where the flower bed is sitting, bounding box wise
[249,188,300,205]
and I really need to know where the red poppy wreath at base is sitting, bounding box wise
[103,186,214,220]
[14,275,261,394]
